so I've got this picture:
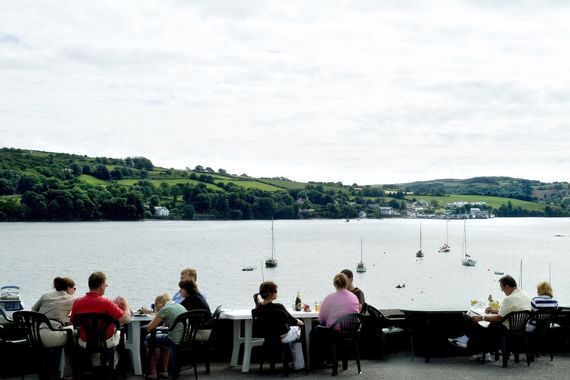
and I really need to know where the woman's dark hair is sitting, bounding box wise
[499,275,517,288]
[253,281,277,308]
[333,273,348,289]
[53,277,75,292]
[179,279,198,296]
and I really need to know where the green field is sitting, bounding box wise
[78,174,108,185]
[258,178,306,190]
[214,179,284,191]
[116,178,221,190]
[406,194,549,211]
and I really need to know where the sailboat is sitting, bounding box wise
[416,221,424,258]
[356,236,366,273]
[265,219,278,268]
[461,220,476,267]
[439,220,450,252]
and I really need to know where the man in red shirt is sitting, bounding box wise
[70,271,131,361]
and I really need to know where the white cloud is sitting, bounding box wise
[1,0,569,184]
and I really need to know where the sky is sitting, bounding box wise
[1,0,569,185]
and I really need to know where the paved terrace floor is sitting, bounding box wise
[6,352,570,380]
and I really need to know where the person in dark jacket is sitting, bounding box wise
[253,281,305,370]
[179,279,212,341]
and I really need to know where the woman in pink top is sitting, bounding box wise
[310,273,360,369]
[318,273,360,327]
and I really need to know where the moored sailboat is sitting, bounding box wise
[439,220,450,252]
[356,236,366,273]
[265,219,278,268]
[416,221,424,258]
[461,220,476,267]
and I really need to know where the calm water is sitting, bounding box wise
[1,218,569,311]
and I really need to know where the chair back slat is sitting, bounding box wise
[171,309,210,348]
[505,310,531,332]
[73,313,118,350]
[212,305,223,321]
[330,313,363,340]
[13,311,53,348]
[531,309,558,329]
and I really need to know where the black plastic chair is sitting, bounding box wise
[499,310,532,368]
[169,309,211,380]
[328,313,363,376]
[251,307,308,377]
[527,308,559,362]
[72,313,123,380]
[13,311,72,380]
[203,305,223,375]
[364,304,407,361]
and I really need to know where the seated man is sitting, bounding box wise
[450,275,531,361]
[70,271,131,365]
[172,268,204,303]
[341,269,365,311]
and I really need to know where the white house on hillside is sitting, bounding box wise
[154,206,170,217]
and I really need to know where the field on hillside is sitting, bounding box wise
[406,194,549,211]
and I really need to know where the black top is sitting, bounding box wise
[352,287,365,304]
[256,302,298,337]
[181,292,212,327]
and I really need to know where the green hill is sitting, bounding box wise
[0,147,567,221]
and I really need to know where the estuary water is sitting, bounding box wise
[1,218,569,312]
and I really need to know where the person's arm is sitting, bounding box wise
[471,313,501,323]
[146,314,164,332]
[31,295,43,312]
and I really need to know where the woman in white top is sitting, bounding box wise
[31,276,76,346]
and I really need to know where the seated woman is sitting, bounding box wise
[31,277,76,378]
[309,273,359,369]
[253,281,305,370]
[145,293,186,380]
[179,279,212,341]
[531,281,558,309]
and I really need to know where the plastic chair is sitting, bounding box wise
[499,310,532,368]
[364,304,407,360]
[13,311,72,380]
[203,305,223,375]
[72,313,123,380]
[328,313,364,376]
[169,309,211,380]
[251,307,308,377]
[527,308,559,362]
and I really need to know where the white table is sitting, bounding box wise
[221,308,318,373]
[125,314,153,375]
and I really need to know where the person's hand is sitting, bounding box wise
[485,307,498,314]
[471,315,482,322]
[297,319,304,326]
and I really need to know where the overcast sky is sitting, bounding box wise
[1,1,569,185]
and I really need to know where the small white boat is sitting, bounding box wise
[0,285,24,318]
[494,271,504,275]
[242,266,255,271]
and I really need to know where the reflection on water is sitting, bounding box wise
[2,218,569,311]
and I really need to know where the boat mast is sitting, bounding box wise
[271,218,275,259]
[420,221,422,252]
[462,220,467,261]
